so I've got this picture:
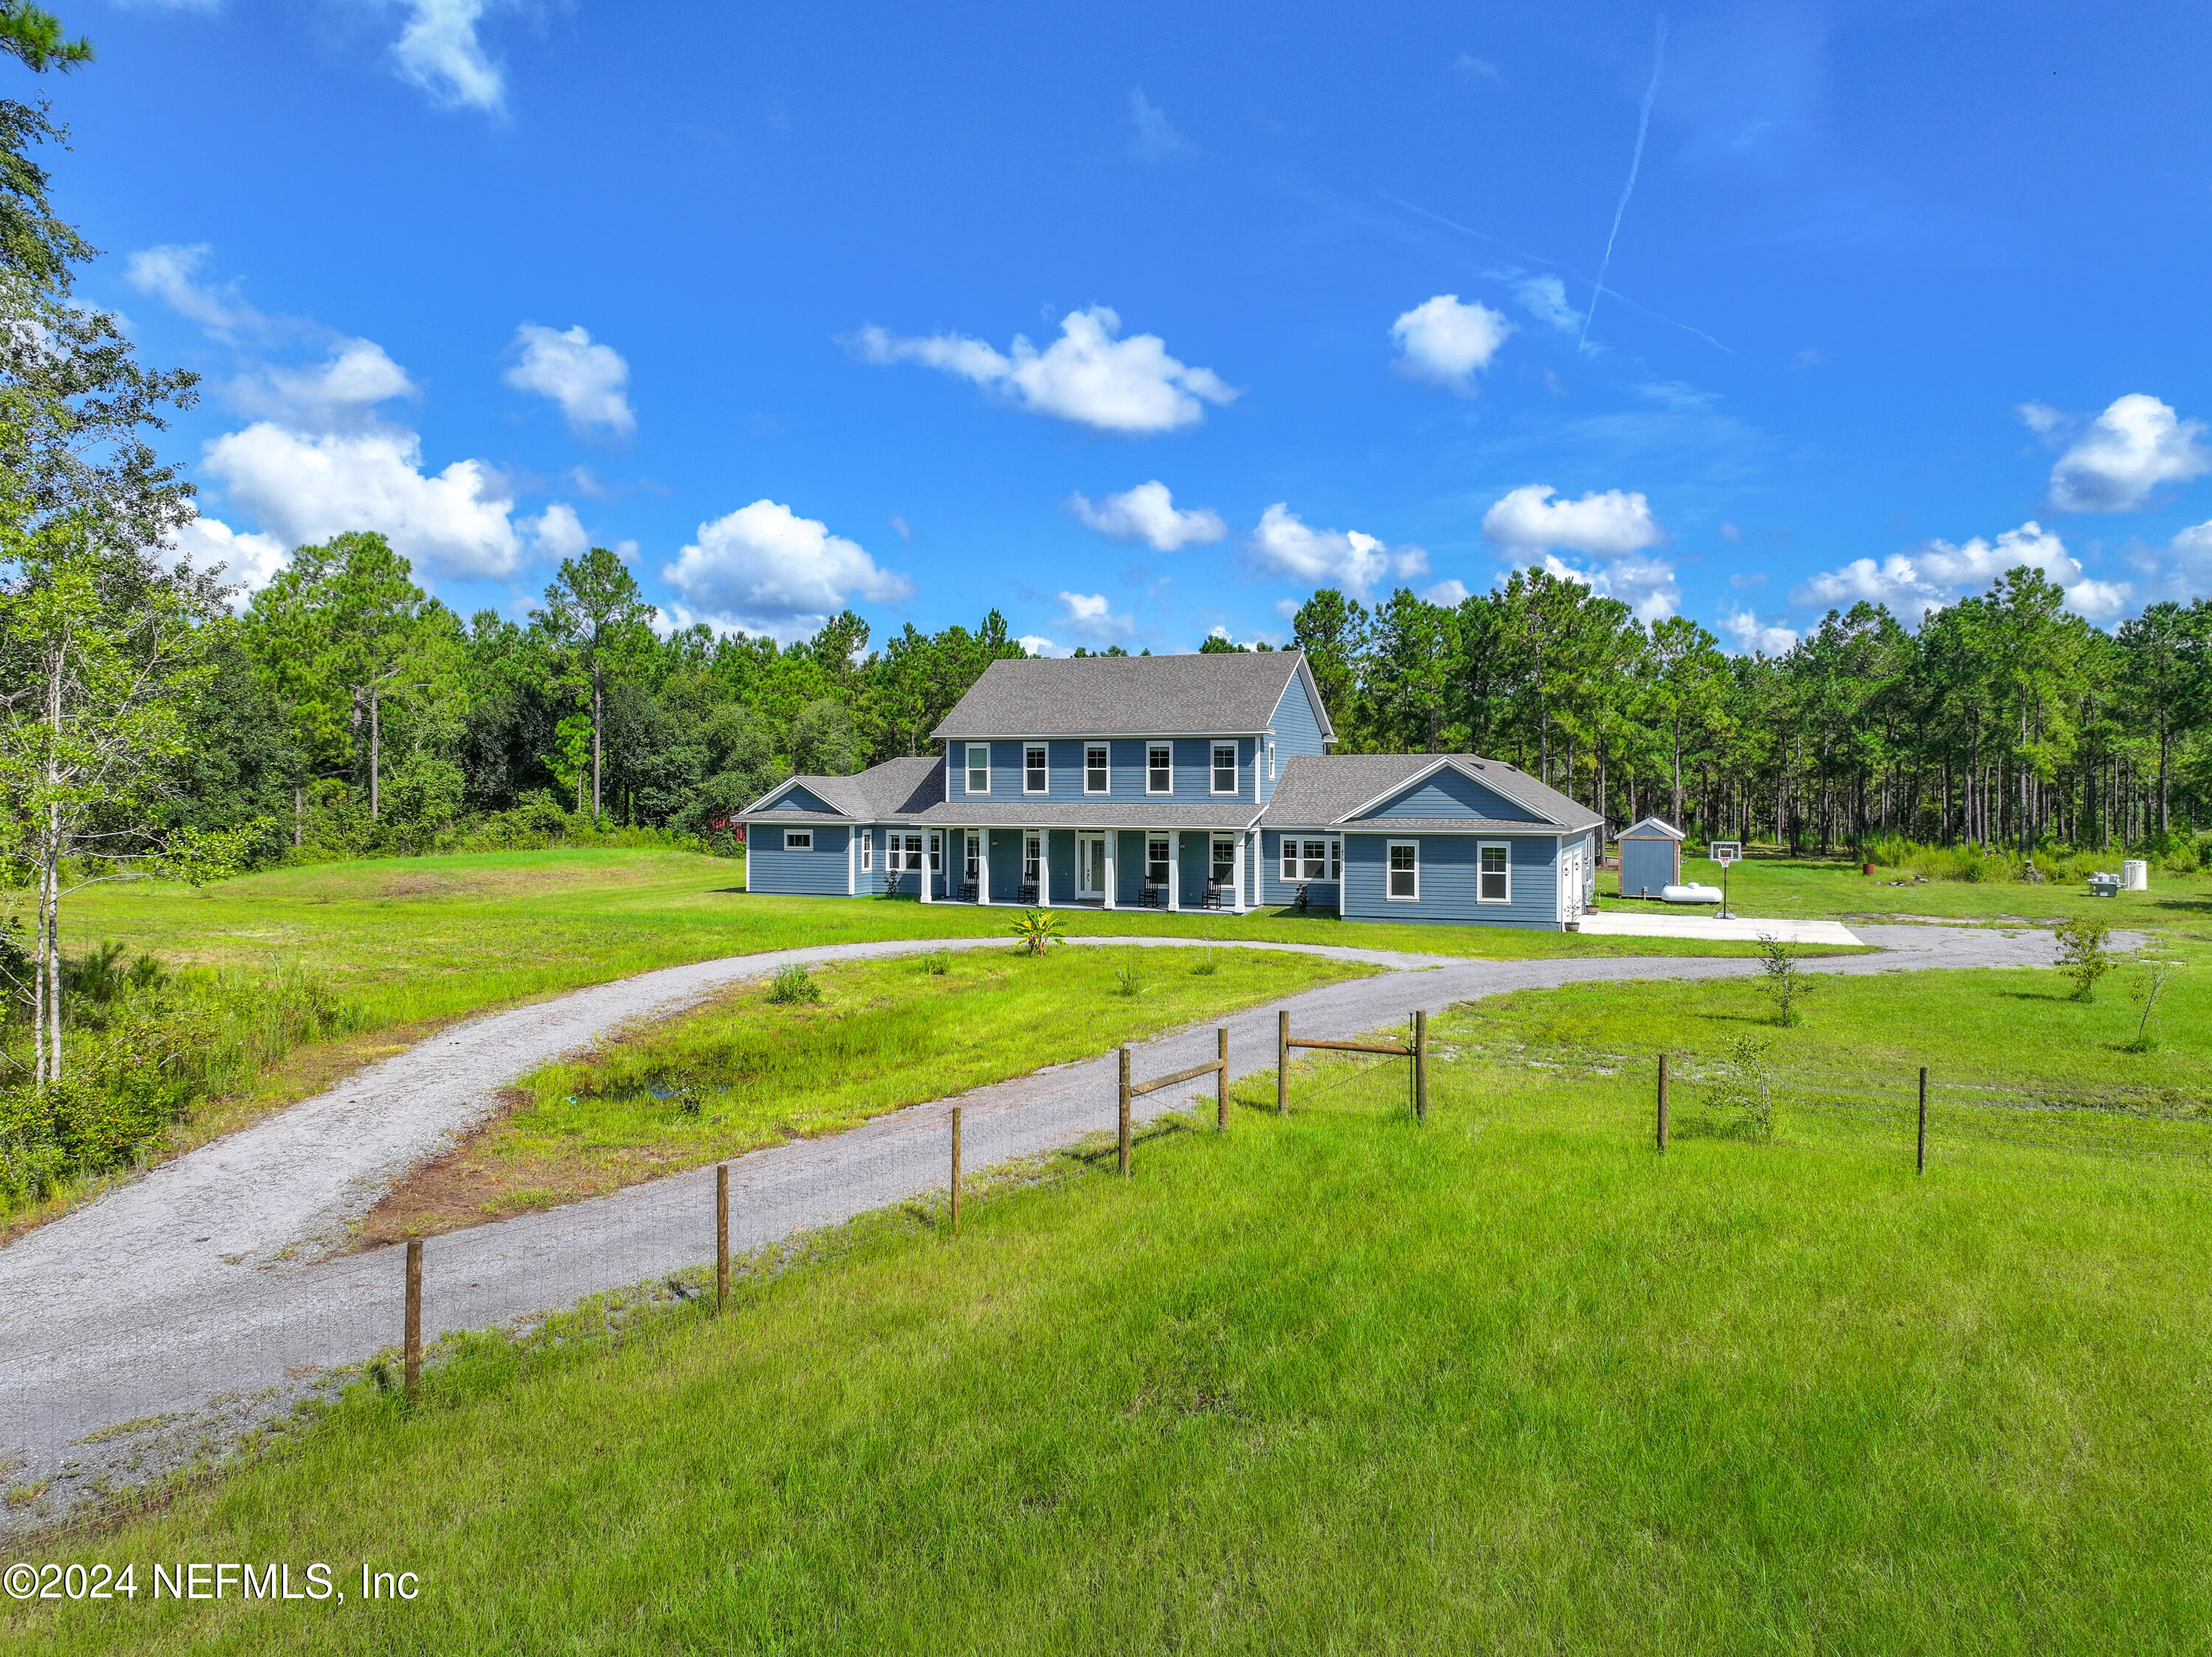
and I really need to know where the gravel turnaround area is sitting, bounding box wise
[0,923,2070,1532]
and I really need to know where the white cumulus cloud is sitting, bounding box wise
[524,501,589,561]
[1068,481,1226,551]
[1017,633,1066,658]
[229,337,415,431]
[1483,484,1663,557]
[1246,504,1425,599]
[1058,591,1134,643]
[162,515,291,608]
[1422,578,1471,606]
[1792,520,2129,622]
[1536,552,1679,624]
[1389,293,1512,393]
[504,323,636,437]
[2045,394,2211,512]
[394,0,504,113]
[851,306,1238,434]
[203,423,524,580]
[663,500,913,638]
[1721,608,1798,656]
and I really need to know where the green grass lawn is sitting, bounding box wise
[1649,847,2212,937]
[361,943,1374,1241]
[15,957,2211,1653]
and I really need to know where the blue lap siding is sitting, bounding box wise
[1340,833,1561,928]
[748,824,852,896]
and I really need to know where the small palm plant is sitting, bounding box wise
[1009,909,1066,957]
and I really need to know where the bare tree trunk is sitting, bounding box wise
[369,689,381,821]
[592,673,602,821]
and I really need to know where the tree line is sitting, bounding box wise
[1283,570,2211,857]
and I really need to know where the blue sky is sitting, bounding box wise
[53,0,2212,653]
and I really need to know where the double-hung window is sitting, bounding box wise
[965,743,990,794]
[1023,833,1041,886]
[1146,837,1170,886]
[1478,842,1510,903]
[858,834,872,871]
[786,829,813,851]
[1279,838,1341,882]
[1147,743,1172,794]
[1267,741,1277,781]
[1387,841,1419,901]
[900,833,924,872]
[928,832,942,872]
[1024,745,1048,793]
[1085,744,1108,793]
[1211,743,1237,794]
[1211,836,1235,886]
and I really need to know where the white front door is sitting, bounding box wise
[1076,833,1107,899]
[1560,841,1585,921]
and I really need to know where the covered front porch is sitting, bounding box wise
[872,825,1258,912]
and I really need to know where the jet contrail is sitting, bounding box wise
[1579,14,1669,352]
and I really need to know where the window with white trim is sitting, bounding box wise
[1024,745,1047,793]
[1211,743,1237,794]
[964,833,979,883]
[1147,836,1170,885]
[1279,838,1341,882]
[1267,741,1277,780]
[1023,833,1041,885]
[1085,744,1108,793]
[1329,838,1342,881]
[1211,836,1235,886]
[859,833,872,871]
[786,829,813,851]
[1387,841,1419,901]
[1147,743,1172,793]
[928,832,941,872]
[1478,842,1511,903]
[901,833,924,872]
[965,743,990,794]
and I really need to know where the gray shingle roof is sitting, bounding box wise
[1263,752,1603,831]
[931,652,1326,740]
[1262,753,1433,825]
[742,757,943,821]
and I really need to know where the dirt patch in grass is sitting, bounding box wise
[350,1088,718,1246]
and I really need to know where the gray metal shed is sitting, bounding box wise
[1617,816,1685,899]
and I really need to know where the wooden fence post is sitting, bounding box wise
[1656,1054,1669,1154]
[950,1106,963,1232]
[1916,1066,1927,1176]
[715,1164,730,1311]
[1413,1010,1428,1125]
[1277,1010,1290,1115]
[1217,1026,1228,1130]
[403,1238,422,1405]
[1119,1046,1132,1176]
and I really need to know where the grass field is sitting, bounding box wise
[359,943,1373,1243]
[13,954,2211,1654]
[1649,847,2212,936]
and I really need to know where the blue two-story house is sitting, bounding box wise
[740,650,1602,929]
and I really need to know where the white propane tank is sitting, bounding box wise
[2122,858,2149,892]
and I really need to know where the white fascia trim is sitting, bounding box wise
[1332,755,1560,827]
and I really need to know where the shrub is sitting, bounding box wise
[1009,909,1065,957]
[768,964,821,1005]
[2053,917,2116,1001]
[2126,956,2177,1052]
[917,949,952,977]
[1703,1034,1778,1142]
[1756,934,1815,1027]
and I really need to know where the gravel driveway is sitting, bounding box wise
[0,923,2068,1532]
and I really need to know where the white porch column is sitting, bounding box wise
[1037,831,1051,905]
[846,827,857,895]
[919,830,933,903]
[1168,830,1180,911]
[980,830,993,905]
[1232,832,1247,914]
[1104,831,1116,909]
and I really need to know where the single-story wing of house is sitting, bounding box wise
[740,650,1602,929]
